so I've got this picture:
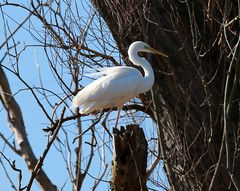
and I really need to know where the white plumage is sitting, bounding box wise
[72,41,167,127]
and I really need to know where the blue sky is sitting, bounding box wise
[0,1,168,190]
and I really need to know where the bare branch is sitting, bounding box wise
[26,107,66,191]
[0,65,57,191]
[0,133,20,155]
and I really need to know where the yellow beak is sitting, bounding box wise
[148,47,168,58]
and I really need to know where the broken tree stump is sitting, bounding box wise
[111,124,148,191]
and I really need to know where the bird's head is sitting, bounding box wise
[129,41,168,58]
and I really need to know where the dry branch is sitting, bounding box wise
[0,66,57,191]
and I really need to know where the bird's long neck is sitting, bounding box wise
[129,51,154,93]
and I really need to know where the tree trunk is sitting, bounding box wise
[111,125,148,191]
[92,0,240,190]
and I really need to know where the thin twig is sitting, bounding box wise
[26,107,66,191]
[0,151,24,190]
[0,4,40,50]
[0,158,17,190]
[151,89,179,191]
[72,111,104,144]
[0,133,21,155]
[208,132,225,191]
[91,163,108,191]
[223,26,240,170]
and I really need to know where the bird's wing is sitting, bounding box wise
[86,66,132,77]
[72,67,143,110]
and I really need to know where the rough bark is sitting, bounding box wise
[92,0,240,190]
[111,124,148,191]
[0,66,57,191]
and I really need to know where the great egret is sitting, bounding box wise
[72,41,167,128]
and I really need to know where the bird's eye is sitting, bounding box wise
[144,45,150,49]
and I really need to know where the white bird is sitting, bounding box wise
[72,41,167,128]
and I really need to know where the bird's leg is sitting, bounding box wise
[102,108,113,126]
[101,108,113,137]
[114,109,121,129]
